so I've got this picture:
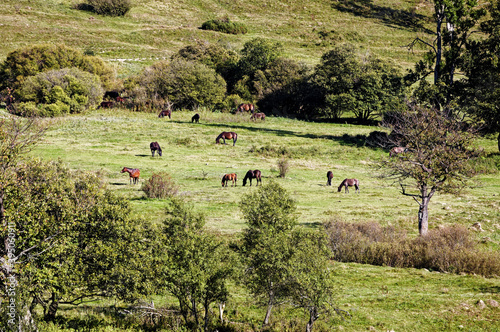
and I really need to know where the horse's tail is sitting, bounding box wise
[233,133,237,146]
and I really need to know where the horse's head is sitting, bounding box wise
[158,149,162,157]
[121,167,128,173]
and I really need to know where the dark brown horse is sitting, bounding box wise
[192,113,200,123]
[121,167,140,184]
[250,112,265,121]
[158,109,171,119]
[150,142,162,157]
[222,173,237,187]
[237,103,255,113]
[338,178,360,193]
[216,132,237,146]
[326,171,333,186]
[389,146,408,157]
[243,170,262,186]
[98,101,114,109]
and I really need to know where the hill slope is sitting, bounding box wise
[0,0,433,76]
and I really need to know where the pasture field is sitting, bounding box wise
[24,108,500,331]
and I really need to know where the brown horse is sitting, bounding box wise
[338,178,359,193]
[150,142,162,157]
[389,146,408,157]
[222,173,237,187]
[243,170,262,186]
[326,171,333,186]
[192,113,200,123]
[216,132,238,146]
[237,103,255,113]
[250,112,265,121]
[98,101,114,109]
[121,167,140,184]
[158,109,171,119]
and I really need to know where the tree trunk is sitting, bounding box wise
[45,293,59,321]
[218,302,225,323]
[497,132,500,153]
[263,301,273,326]
[435,11,444,85]
[418,198,429,236]
[306,307,318,332]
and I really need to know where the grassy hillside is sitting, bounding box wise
[0,0,433,77]
[29,109,500,238]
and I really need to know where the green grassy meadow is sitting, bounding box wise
[1,0,500,330]
[24,108,500,331]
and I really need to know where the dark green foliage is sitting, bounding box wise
[85,0,131,17]
[141,172,179,198]
[132,59,226,110]
[15,67,103,116]
[458,0,500,151]
[309,44,404,122]
[325,221,500,276]
[0,158,148,323]
[0,44,113,92]
[201,17,248,35]
[172,41,240,80]
[153,198,236,331]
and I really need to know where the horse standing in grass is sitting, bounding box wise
[121,167,140,185]
[222,173,237,187]
[192,113,200,123]
[243,170,262,186]
[158,109,171,119]
[250,112,265,121]
[338,178,359,193]
[216,132,238,146]
[326,171,333,186]
[150,142,162,157]
[237,103,255,113]
[389,146,408,157]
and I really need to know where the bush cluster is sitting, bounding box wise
[324,220,500,277]
[15,68,103,117]
[141,172,179,199]
[85,0,131,16]
[0,44,113,91]
[201,18,248,35]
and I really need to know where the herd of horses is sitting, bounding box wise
[117,97,408,197]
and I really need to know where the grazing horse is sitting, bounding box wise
[243,170,262,186]
[326,171,333,186]
[389,146,408,157]
[98,101,114,109]
[216,132,238,146]
[192,113,200,123]
[158,109,171,119]
[250,112,265,121]
[237,103,255,113]
[121,167,140,185]
[222,173,237,187]
[338,178,360,193]
[150,142,162,157]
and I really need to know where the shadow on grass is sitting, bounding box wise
[331,0,432,33]
[170,120,372,148]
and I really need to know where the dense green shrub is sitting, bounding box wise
[324,220,500,277]
[85,0,131,16]
[172,41,240,83]
[141,172,179,199]
[132,59,226,110]
[15,67,103,116]
[201,17,248,35]
[0,44,113,92]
